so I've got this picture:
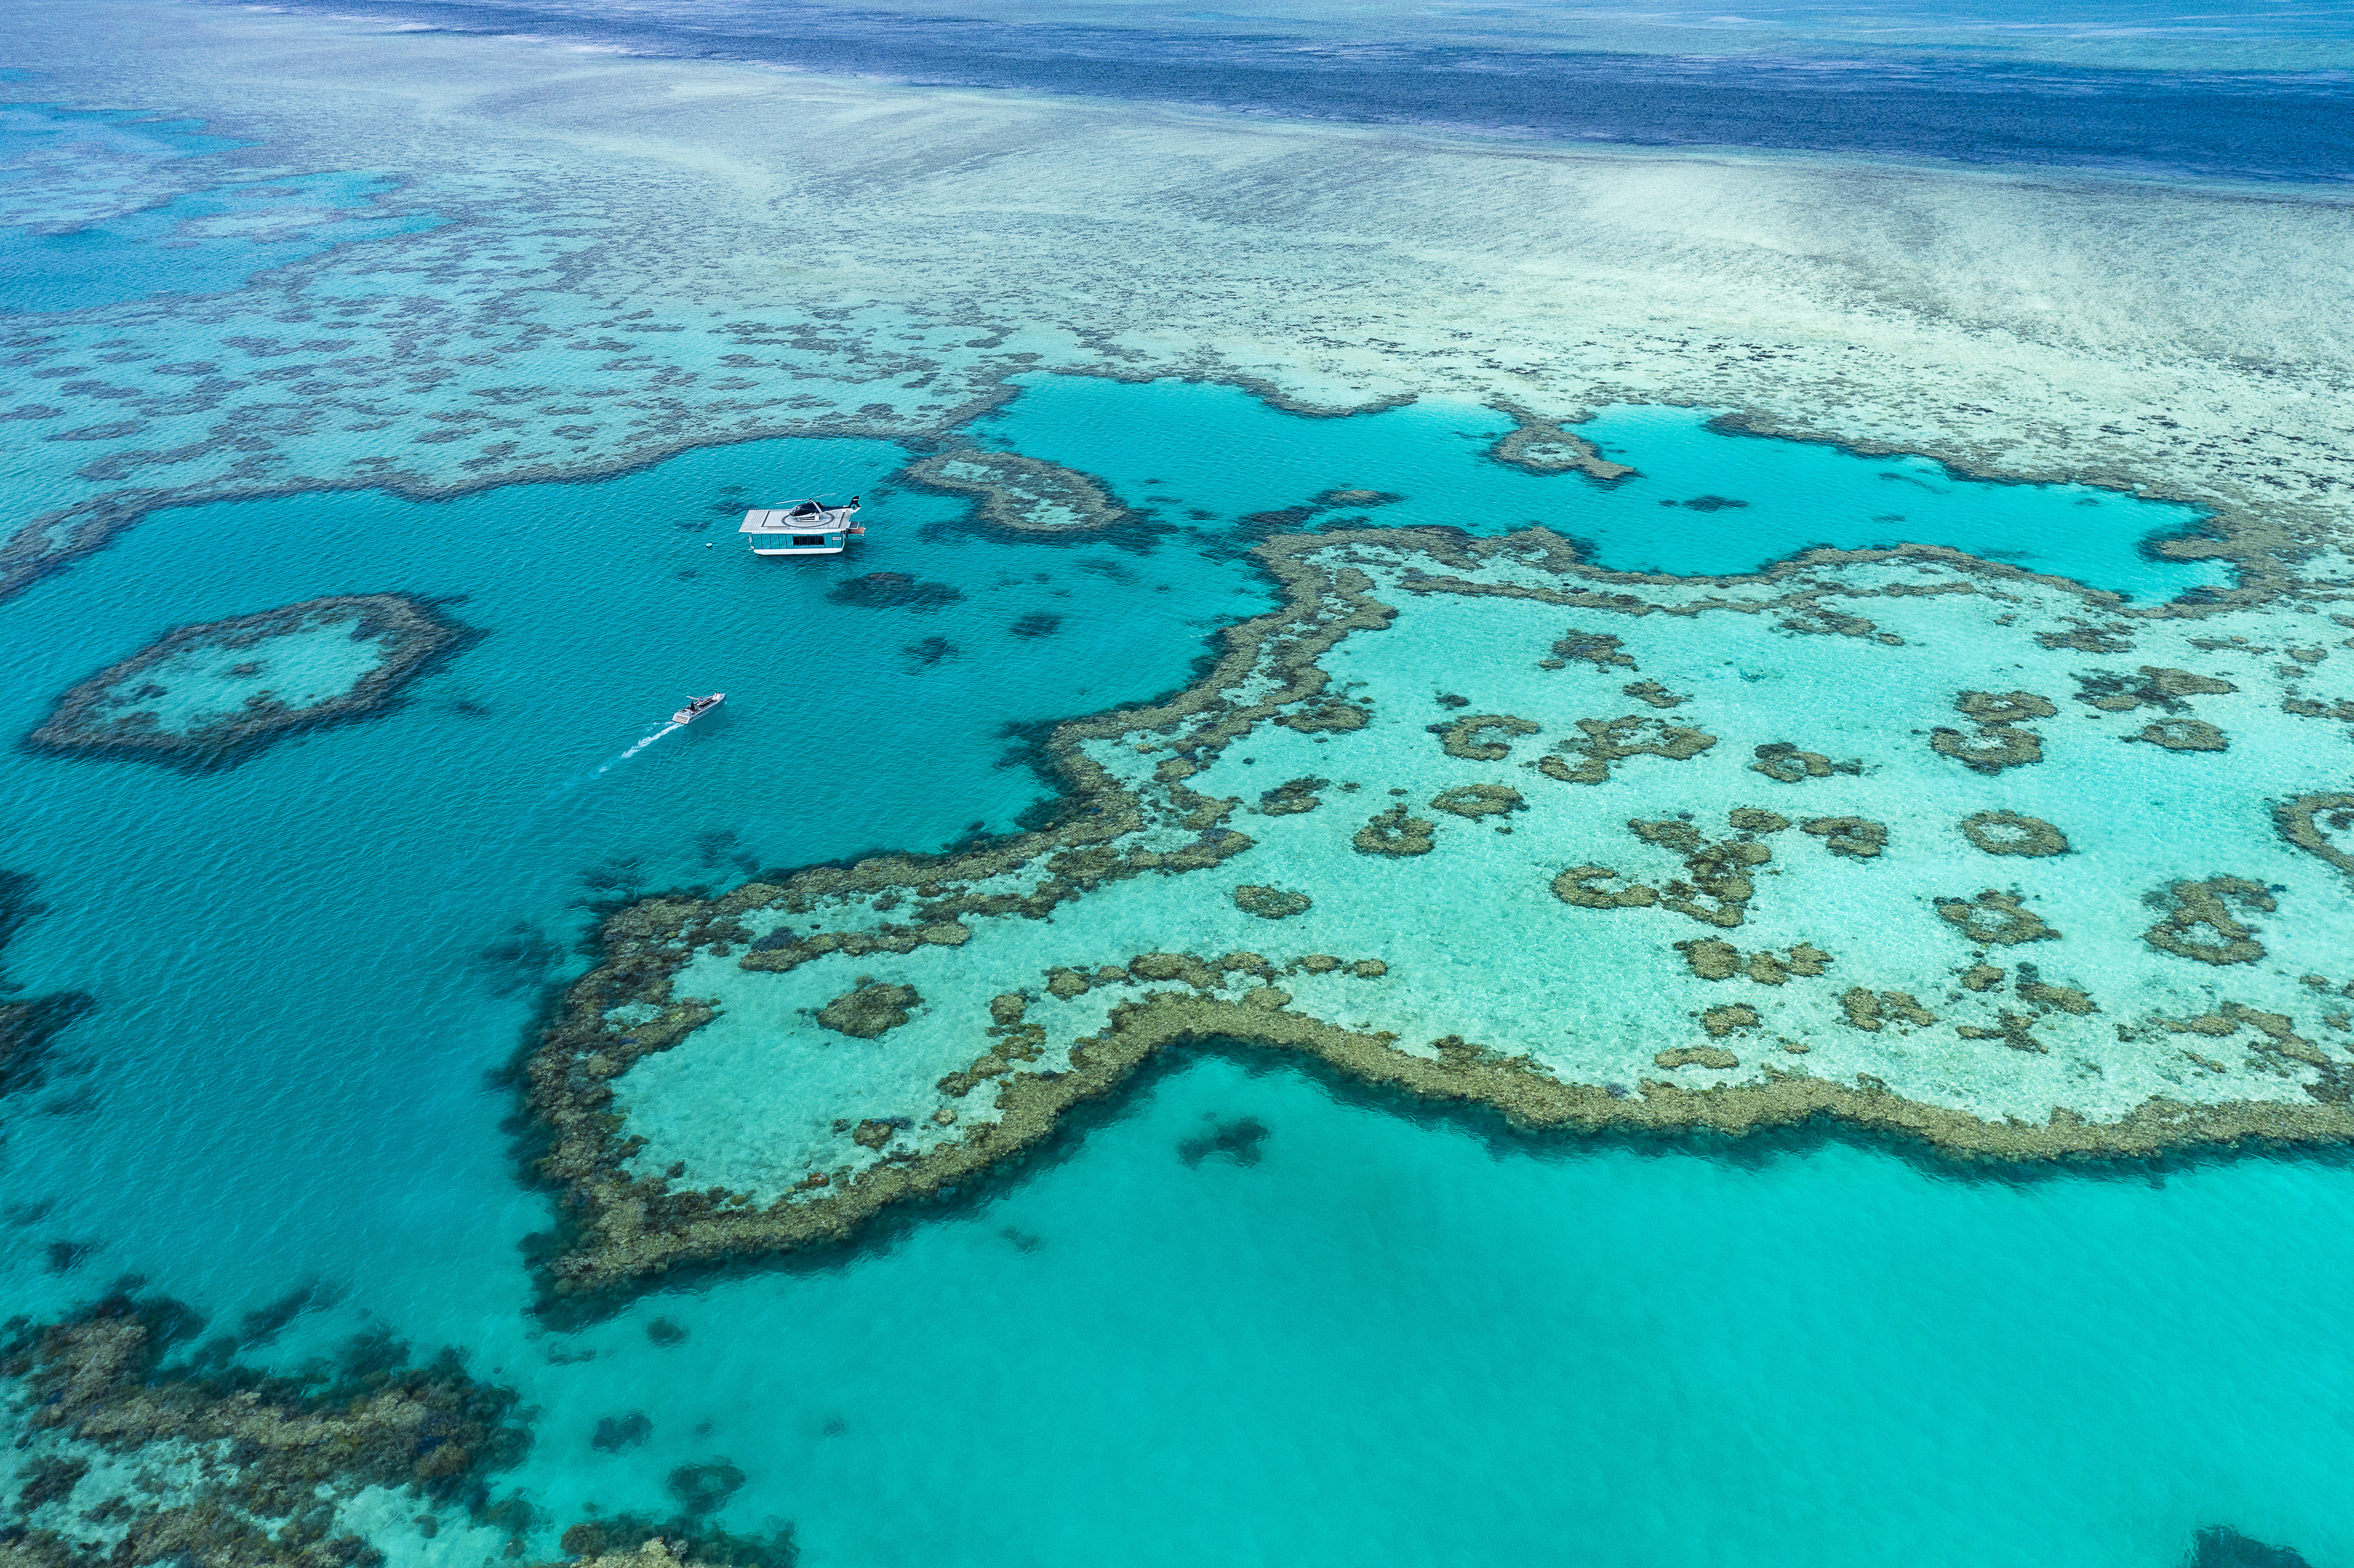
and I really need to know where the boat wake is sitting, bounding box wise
[591,721,681,778]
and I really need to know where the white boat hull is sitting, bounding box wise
[741,500,863,555]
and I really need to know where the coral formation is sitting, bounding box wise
[1486,409,1636,481]
[2127,718,2230,751]
[825,573,963,611]
[1428,784,1524,818]
[1934,890,2060,946]
[2276,793,2354,877]
[26,595,473,770]
[1800,817,1888,859]
[1434,714,1539,760]
[2073,666,2237,712]
[1232,884,1313,919]
[1959,811,2070,857]
[816,981,922,1038]
[517,524,2354,1307]
[0,1288,528,1568]
[2142,878,2273,965]
[904,447,1133,533]
[1749,742,1860,783]
[1536,716,1716,785]
[0,870,97,1103]
[1353,805,1436,856]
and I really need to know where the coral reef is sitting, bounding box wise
[1800,817,1888,859]
[1934,890,2060,946]
[2142,878,2272,965]
[2073,666,2237,712]
[26,595,474,771]
[1959,811,2070,857]
[517,523,2354,1307]
[1536,716,1716,784]
[815,981,921,1039]
[1429,784,1524,818]
[1232,884,1313,919]
[1434,714,1539,760]
[0,1288,529,1568]
[2276,793,2354,877]
[824,573,963,611]
[1749,742,1860,783]
[1486,408,1636,482]
[903,447,1133,533]
[2127,718,2230,751]
[1353,805,1436,856]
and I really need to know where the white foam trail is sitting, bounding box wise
[595,722,681,775]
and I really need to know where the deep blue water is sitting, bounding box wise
[235,0,2354,183]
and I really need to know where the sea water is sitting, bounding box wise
[1,3,2348,1565]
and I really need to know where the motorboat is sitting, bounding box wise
[740,495,863,555]
[672,693,725,725]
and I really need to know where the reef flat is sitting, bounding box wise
[27,594,472,770]
[526,518,2354,1302]
[903,446,1133,534]
[0,1288,529,1568]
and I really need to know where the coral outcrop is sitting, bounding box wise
[26,595,473,771]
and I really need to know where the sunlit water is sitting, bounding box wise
[0,4,2345,1565]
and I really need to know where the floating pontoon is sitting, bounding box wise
[740,497,863,556]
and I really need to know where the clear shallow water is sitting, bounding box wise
[512,1053,2354,1568]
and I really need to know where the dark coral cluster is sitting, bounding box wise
[1,1288,529,1568]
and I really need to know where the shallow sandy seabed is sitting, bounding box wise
[528,521,2354,1298]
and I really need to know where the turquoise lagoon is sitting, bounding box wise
[980,376,2222,597]
[0,370,2331,1567]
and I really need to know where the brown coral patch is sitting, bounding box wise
[1801,816,1888,859]
[1433,713,1539,759]
[2142,877,2272,965]
[2276,792,2354,877]
[26,594,476,773]
[1550,630,1635,669]
[1959,810,2069,857]
[1621,681,1686,708]
[1257,776,1328,815]
[1929,725,2043,773]
[1489,414,1638,482]
[1552,865,1657,909]
[2073,666,2238,712]
[2125,718,2229,751]
[1630,818,1770,928]
[1934,890,2059,946]
[1750,742,1859,783]
[816,982,921,1039]
[903,446,1131,534]
[1279,700,1370,733]
[1353,805,1436,856]
[1662,1042,1743,1064]
[1956,690,2057,724]
[1538,716,1717,785]
[1430,784,1525,818]
[1233,884,1313,920]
